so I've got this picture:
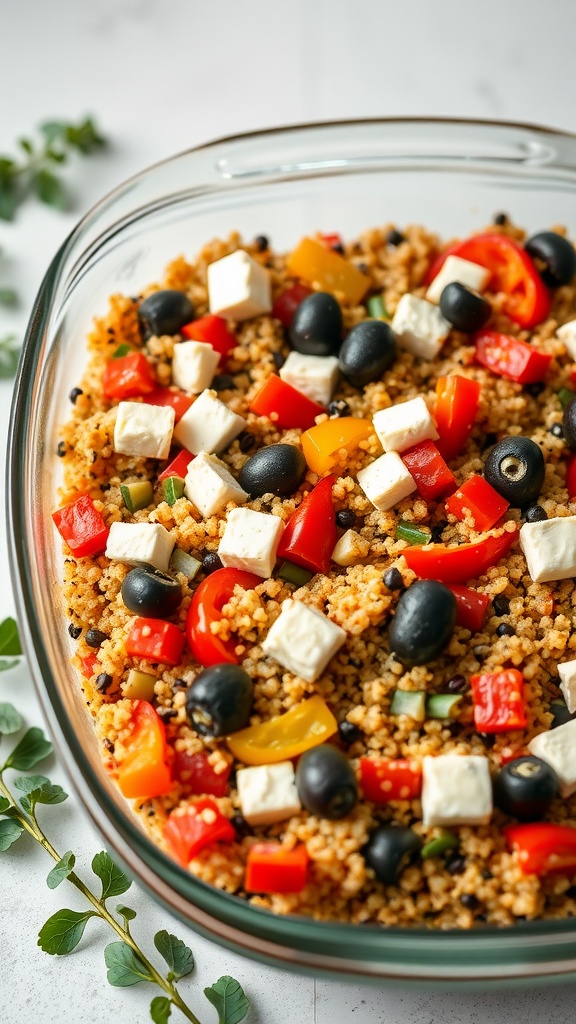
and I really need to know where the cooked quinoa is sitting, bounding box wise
[54,219,576,929]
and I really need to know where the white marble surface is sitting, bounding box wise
[2,1,576,1020]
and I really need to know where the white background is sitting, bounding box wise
[1,1,576,1021]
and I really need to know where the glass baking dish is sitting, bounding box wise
[8,118,576,986]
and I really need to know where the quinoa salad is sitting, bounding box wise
[52,217,576,930]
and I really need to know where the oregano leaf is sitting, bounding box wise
[204,976,250,1024]
[46,851,75,889]
[116,904,137,923]
[104,941,154,987]
[38,909,96,955]
[0,703,23,734]
[0,617,22,656]
[91,851,131,902]
[33,168,67,211]
[4,728,52,770]
[0,184,17,222]
[153,930,194,981]
[0,817,24,851]
[150,996,172,1024]
[0,796,10,813]
[14,774,67,812]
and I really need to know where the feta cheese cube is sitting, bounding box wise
[331,529,370,567]
[391,294,451,360]
[279,351,340,406]
[421,754,492,827]
[558,659,576,714]
[173,389,246,454]
[425,255,490,304]
[208,250,272,321]
[236,761,301,826]
[519,515,576,583]
[218,507,284,578]
[262,598,346,682]
[114,401,175,460]
[556,319,576,360]
[171,341,219,395]
[528,719,576,797]
[372,396,439,454]
[184,452,248,518]
[105,521,174,572]
[357,451,416,512]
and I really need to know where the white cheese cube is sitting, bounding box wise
[171,341,219,395]
[556,319,576,360]
[262,598,346,683]
[113,401,175,460]
[173,389,246,455]
[528,719,576,797]
[236,761,301,826]
[184,452,248,518]
[218,507,284,579]
[425,255,490,304]
[519,516,576,583]
[105,521,174,572]
[331,529,370,567]
[391,294,451,360]
[372,396,439,454]
[558,659,576,714]
[279,352,340,406]
[208,250,272,321]
[421,755,492,827]
[357,451,416,512]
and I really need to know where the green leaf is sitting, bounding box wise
[0,658,20,672]
[91,851,131,902]
[153,930,194,981]
[39,121,67,146]
[0,288,18,307]
[0,617,22,656]
[150,996,172,1024]
[116,904,137,927]
[204,976,250,1024]
[14,774,67,813]
[104,941,154,987]
[0,816,24,851]
[38,908,96,955]
[33,168,67,211]
[46,850,75,889]
[64,116,106,154]
[0,796,10,813]
[0,184,18,222]
[4,727,52,771]
[0,703,23,735]
[18,137,34,156]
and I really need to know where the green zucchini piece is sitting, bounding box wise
[169,547,202,581]
[122,669,157,701]
[367,294,389,319]
[163,475,185,506]
[276,561,314,586]
[421,832,459,860]
[120,480,153,513]
[426,693,463,719]
[390,690,426,722]
[112,343,133,358]
[395,520,430,545]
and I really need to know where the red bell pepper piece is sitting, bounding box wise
[474,330,552,385]
[276,475,337,575]
[117,700,173,799]
[445,475,509,531]
[319,232,344,250]
[402,526,517,585]
[249,374,325,431]
[566,454,576,499]
[173,750,232,797]
[425,233,550,328]
[181,314,237,361]
[446,584,491,632]
[164,797,236,867]
[126,617,185,666]
[186,567,261,667]
[272,283,313,329]
[244,842,309,894]
[145,386,193,422]
[470,668,527,733]
[102,351,156,400]
[80,653,98,679]
[505,823,576,876]
[434,375,481,463]
[158,448,194,483]
[401,440,456,501]
[52,494,109,558]
[360,758,422,803]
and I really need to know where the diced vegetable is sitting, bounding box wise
[360,757,422,802]
[558,387,576,410]
[226,694,337,765]
[505,823,576,876]
[276,561,314,586]
[164,798,236,867]
[401,440,456,501]
[173,750,232,797]
[112,343,133,358]
[367,294,388,318]
[121,669,157,701]
[395,520,430,546]
[276,475,337,575]
[271,283,313,329]
[145,386,193,422]
[181,314,236,360]
[169,547,202,580]
[117,700,172,799]
[446,584,491,632]
[186,567,261,667]
[445,475,509,531]
[301,416,372,475]
[402,527,517,584]
[158,448,194,482]
[421,833,459,859]
[425,693,463,719]
[125,617,185,666]
[52,494,109,558]
[244,842,309,894]
[287,237,370,305]
[567,454,576,499]
[120,480,153,513]
[474,330,552,385]
[389,690,426,722]
[470,669,527,733]
[102,351,156,399]
[249,374,326,431]
[434,375,481,463]
[163,476,185,505]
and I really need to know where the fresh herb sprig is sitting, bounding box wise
[0,116,105,221]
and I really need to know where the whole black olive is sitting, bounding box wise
[121,565,182,618]
[388,580,457,667]
[138,289,194,338]
[289,292,343,356]
[295,745,358,819]
[493,755,559,821]
[238,444,307,497]
[363,825,422,885]
[338,320,397,387]
[439,282,491,332]
[525,231,576,288]
[484,436,545,506]
[185,663,253,737]
[563,397,576,451]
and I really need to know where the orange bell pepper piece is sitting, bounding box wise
[301,417,372,475]
[286,237,369,305]
[117,700,173,799]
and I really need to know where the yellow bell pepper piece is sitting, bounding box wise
[286,237,370,305]
[301,417,373,475]
[227,694,337,765]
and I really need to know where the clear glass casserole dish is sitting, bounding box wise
[8,117,576,987]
